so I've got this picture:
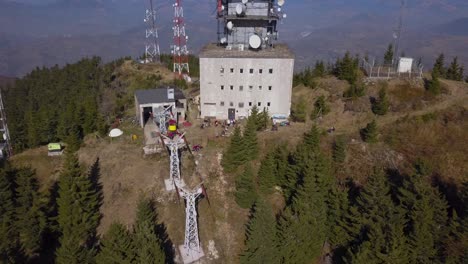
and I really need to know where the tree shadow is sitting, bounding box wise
[432,175,464,218]
[156,222,175,264]
[87,158,104,247]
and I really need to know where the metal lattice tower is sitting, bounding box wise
[154,106,172,135]
[0,90,12,159]
[144,0,161,63]
[162,133,186,184]
[393,0,405,65]
[172,0,190,76]
[176,183,203,257]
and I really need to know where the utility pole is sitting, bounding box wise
[172,0,190,77]
[144,0,161,63]
[393,0,405,66]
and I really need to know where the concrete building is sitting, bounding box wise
[199,44,294,120]
[134,86,187,127]
[199,0,294,120]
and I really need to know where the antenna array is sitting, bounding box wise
[172,0,190,77]
[144,0,161,63]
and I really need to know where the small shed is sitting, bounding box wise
[398,57,413,73]
[135,86,187,128]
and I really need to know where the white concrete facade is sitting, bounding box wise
[200,56,294,120]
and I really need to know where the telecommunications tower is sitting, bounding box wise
[393,0,405,65]
[172,0,190,77]
[0,90,12,159]
[144,0,161,63]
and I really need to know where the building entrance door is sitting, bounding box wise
[228,108,235,120]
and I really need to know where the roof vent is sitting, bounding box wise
[167,88,175,100]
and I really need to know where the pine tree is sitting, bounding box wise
[133,196,165,264]
[257,153,276,193]
[14,168,46,258]
[372,87,389,115]
[240,198,278,264]
[336,52,359,85]
[345,170,409,263]
[272,146,289,189]
[221,126,246,172]
[432,54,446,78]
[361,120,378,143]
[0,169,18,263]
[446,57,462,81]
[332,136,346,163]
[291,98,307,122]
[313,60,326,78]
[384,44,394,65]
[312,95,330,119]
[257,107,270,131]
[427,71,441,95]
[235,164,258,209]
[249,105,260,130]
[243,118,259,160]
[442,211,467,264]
[96,223,136,264]
[56,153,100,263]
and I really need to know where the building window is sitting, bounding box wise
[249,85,253,91]
[239,86,244,91]
[230,85,234,90]
[239,102,244,108]
[230,102,234,107]
[259,86,262,90]
[230,68,234,73]
[221,85,224,90]
[203,103,216,105]
[267,102,271,107]
[268,86,272,91]
[220,101,225,106]
[249,102,252,106]
[249,69,254,74]
[259,69,263,74]
[258,102,261,107]
[269,68,273,74]
[240,68,244,73]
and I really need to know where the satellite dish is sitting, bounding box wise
[108,128,124,138]
[220,37,227,44]
[278,0,285,6]
[236,4,246,15]
[249,34,262,49]
[283,14,287,18]
[227,21,234,30]
[242,0,248,4]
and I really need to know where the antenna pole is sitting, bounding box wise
[172,0,190,78]
[393,0,405,65]
[145,0,161,63]
[0,90,12,159]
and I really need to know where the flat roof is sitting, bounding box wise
[199,43,295,59]
[135,86,185,105]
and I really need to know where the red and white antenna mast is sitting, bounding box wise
[172,0,190,78]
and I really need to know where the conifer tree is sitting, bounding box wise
[432,54,446,78]
[14,168,46,258]
[221,126,246,172]
[446,57,462,81]
[427,71,441,95]
[235,164,258,209]
[327,185,350,248]
[257,153,276,193]
[249,106,260,130]
[345,170,409,263]
[133,196,165,264]
[361,120,378,143]
[332,136,346,163]
[313,61,326,78]
[272,146,289,189]
[240,198,278,264]
[291,98,307,122]
[372,87,389,115]
[336,52,359,85]
[257,107,270,131]
[442,211,467,264]
[312,95,330,119]
[0,169,18,263]
[243,117,259,160]
[96,223,136,264]
[384,44,394,65]
[56,153,100,263]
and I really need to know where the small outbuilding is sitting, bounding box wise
[135,86,187,128]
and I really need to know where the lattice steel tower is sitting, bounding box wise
[0,90,12,159]
[172,0,190,76]
[144,0,161,63]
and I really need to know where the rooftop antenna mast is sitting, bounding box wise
[0,90,12,159]
[172,0,190,78]
[393,0,405,65]
[144,0,161,63]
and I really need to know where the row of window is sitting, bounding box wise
[221,85,272,91]
[220,68,274,74]
[219,101,271,108]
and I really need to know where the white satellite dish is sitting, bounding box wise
[242,0,248,4]
[227,21,234,30]
[249,34,262,49]
[108,128,124,138]
[220,37,227,44]
[236,3,246,15]
[278,0,285,7]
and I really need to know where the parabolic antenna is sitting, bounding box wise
[242,0,248,4]
[278,0,285,7]
[249,34,262,49]
[236,4,246,15]
[227,21,234,30]
[108,128,124,138]
[220,37,227,44]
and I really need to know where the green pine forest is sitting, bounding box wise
[0,50,467,263]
